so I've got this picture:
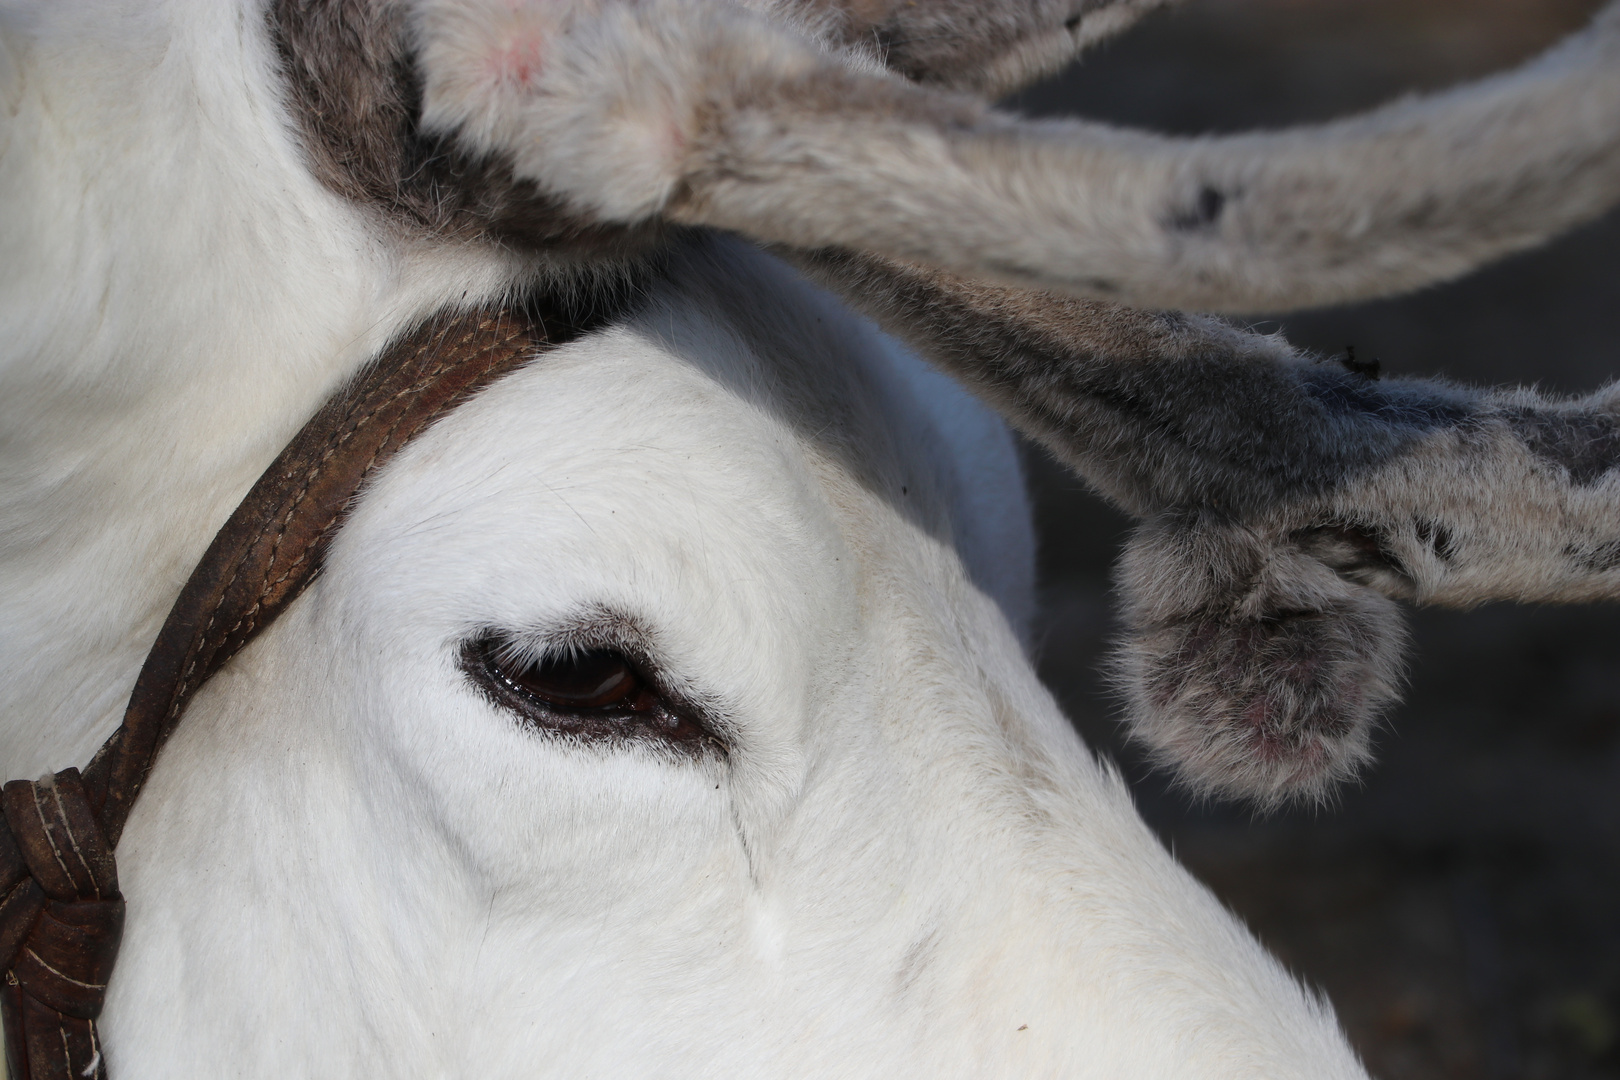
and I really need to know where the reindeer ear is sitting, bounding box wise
[417,0,1620,314]
[1111,512,1408,807]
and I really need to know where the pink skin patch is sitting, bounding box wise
[485,30,548,88]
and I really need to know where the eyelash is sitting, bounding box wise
[463,633,720,755]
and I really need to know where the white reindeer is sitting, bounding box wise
[1,0,1618,1074]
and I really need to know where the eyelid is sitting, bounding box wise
[482,644,641,709]
[461,631,725,757]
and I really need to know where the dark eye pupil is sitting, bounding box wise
[494,649,643,709]
[467,633,715,753]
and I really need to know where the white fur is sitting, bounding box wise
[0,0,526,774]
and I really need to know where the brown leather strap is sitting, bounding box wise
[82,307,555,845]
[0,298,614,1079]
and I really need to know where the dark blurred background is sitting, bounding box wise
[1010,3,1620,1077]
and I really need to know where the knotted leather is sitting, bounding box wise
[0,296,618,1079]
[0,769,121,1079]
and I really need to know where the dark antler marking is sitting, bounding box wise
[1300,366,1471,427]
[1167,186,1227,232]
[1413,518,1457,563]
[1567,540,1620,575]
[1339,345,1381,381]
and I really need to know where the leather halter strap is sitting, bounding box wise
[0,302,600,1079]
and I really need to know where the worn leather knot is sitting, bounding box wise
[0,769,123,1080]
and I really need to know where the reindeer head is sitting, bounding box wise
[97,239,1375,1076]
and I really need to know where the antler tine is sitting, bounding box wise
[419,0,1620,314]
[789,248,1620,804]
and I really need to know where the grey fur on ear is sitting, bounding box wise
[1112,513,1408,808]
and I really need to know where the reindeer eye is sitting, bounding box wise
[464,633,717,754]
[491,649,646,709]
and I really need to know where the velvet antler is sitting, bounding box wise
[413,0,1620,312]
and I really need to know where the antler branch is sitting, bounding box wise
[789,248,1620,803]
[419,0,1620,313]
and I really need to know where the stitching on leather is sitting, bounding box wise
[27,787,75,895]
[211,321,483,636]
[227,324,529,641]
[21,950,105,993]
[202,326,474,646]
[222,320,534,646]
[162,318,521,735]
[42,784,98,901]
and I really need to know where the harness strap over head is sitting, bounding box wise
[0,301,599,1079]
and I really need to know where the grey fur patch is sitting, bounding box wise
[791,249,1487,519]
[894,926,941,993]
[1298,365,1472,428]
[268,0,666,260]
[1507,408,1620,485]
